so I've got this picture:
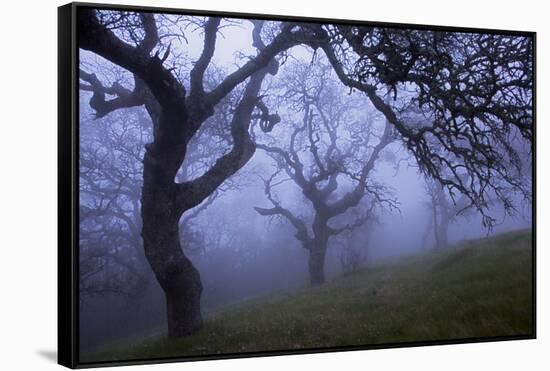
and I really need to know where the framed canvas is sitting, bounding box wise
[58,2,536,368]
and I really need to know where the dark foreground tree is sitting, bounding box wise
[254,61,395,285]
[78,10,315,337]
[78,81,233,298]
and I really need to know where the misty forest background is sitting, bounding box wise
[77,9,533,361]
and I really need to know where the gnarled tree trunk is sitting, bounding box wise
[141,142,204,337]
[141,212,202,337]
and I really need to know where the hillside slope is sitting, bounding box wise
[83,229,533,363]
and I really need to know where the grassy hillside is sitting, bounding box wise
[82,229,533,363]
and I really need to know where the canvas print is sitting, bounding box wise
[74,5,534,365]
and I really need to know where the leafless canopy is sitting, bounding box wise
[306,25,533,227]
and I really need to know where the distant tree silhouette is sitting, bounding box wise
[254,61,395,285]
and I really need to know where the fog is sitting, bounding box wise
[77,11,533,352]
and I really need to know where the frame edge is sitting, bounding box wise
[58,2,78,369]
[62,2,537,368]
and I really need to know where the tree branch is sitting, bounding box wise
[328,201,377,236]
[189,17,221,98]
[326,122,393,217]
[79,9,186,112]
[253,172,311,244]
[80,69,146,118]
[204,24,310,107]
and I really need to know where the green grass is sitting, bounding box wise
[81,229,533,363]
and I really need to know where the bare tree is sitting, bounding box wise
[79,105,149,297]
[79,63,235,298]
[78,10,316,337]
[254,61,396,285]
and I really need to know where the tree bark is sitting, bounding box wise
[141,187,203,337]
[308,217,330,286]
[308,246,327,286]
[140,134,203,337]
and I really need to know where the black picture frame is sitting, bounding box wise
[58,2,536,368]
